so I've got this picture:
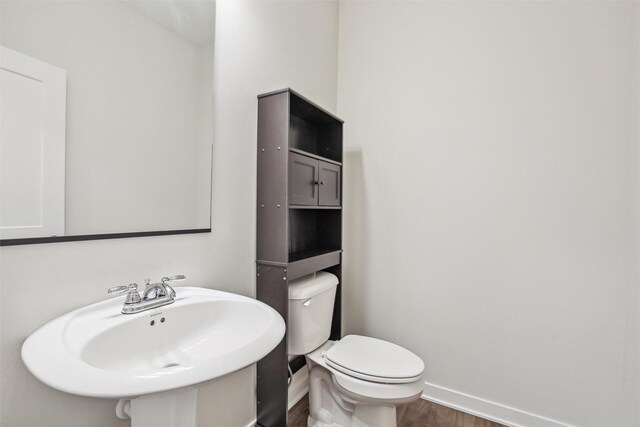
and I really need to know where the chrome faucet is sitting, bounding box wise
[108,275,185,314]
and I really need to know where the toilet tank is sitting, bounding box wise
[287,271,339,355]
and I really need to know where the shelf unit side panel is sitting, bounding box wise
[256,264,288,427]
[257,93,290,263]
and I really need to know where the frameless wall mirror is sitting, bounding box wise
[0,0,215,245]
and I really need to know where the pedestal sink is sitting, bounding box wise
[22,287,285,427]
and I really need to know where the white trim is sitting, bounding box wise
[243,419,256,427]
[421,381,573,427]
[288,366,310,410]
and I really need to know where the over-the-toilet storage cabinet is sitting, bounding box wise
[255,88,343,427]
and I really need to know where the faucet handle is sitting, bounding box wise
[161,275,186,283]
[108,283,141,304]
[108,283,136,294]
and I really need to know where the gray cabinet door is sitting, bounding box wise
[318,161,341,206]
[289,152,318,206]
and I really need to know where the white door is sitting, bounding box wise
[0,46,66,239]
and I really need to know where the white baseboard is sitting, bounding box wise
[421,382,573,427]
[288,366,310,410]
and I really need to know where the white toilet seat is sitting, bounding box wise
[325,335,425,384]
[306,339,425,402]
[326,361,423,385]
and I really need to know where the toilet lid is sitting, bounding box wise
[325,335,424,384]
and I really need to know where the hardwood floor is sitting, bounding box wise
[287,394,505,427]
[287,395,312,427]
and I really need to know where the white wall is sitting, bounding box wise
[338,1,639,426]
[0,1,338,426]
[1,1,213,235]
[624,4,640,425]
[4,1,637,426]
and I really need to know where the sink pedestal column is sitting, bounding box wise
[117,387,199,427]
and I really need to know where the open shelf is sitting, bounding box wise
[289,92,342,163]
[289,209,341,258]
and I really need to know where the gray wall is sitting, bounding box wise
[3,1,638,426]
[0,1,339,426]
[337,1,639,426]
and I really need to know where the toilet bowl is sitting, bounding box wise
[287,272,425,427]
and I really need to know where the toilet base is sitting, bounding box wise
[307,404,397,427]
[306,365,401,427]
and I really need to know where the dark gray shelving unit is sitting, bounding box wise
[256,88,343,427]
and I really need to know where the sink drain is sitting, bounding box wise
[163,362,180,368]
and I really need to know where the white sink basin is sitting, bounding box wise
[22,287,285,399]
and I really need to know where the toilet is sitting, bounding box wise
[288,272,425,427]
